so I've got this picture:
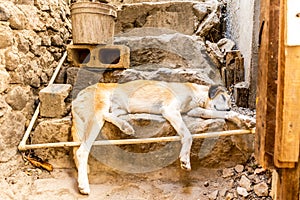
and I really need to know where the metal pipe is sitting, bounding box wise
[18,129,255,151]
[49,51,68,85]
[18,51,68,151]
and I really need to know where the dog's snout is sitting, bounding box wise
[226,108,231,111]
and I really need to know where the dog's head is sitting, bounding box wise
[206,85,231,111]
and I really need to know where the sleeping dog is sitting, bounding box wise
[72,80,253,194]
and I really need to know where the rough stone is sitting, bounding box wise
[38,47,55,66]
[7,69,24,84]
[34,0,55,11]
[0,68,10,93]
[0,96,11,118]
[254,167,266,174]
[39,84,72,118]
[238,175,252,191]
[225,192,234,200]
[114,68,218,86]
[217,38,235,54]
[51,35,64,47]
[25,70,41,88]
[206,40,224,67]
[219,188,227,197]
[39,32,52,47]
[71,68,103,99]
[40,72,48,84]
[66,67,79,86]
[5,49,20,71]
[208,190,219,200]
[5,86,30,111]
[18,5,45,31]
[253,182,269,197]
[231,133,254,155]
[29,37,43,56]
[234,164,244,173]
[8,6,26,30]
[237,186,249,197]
[195,9,220,37]
[193,3,208,21]
[222,168,235,178]
[14,32,30,53]
[114,30,222,85]
[0,111,26,162]
[0,25,13,49]
[116,2,201,35]
[32,117,72,168]
[0,0,72,166]
[206,38,235,69]
[0,4,10,21]
[33,117,71,143]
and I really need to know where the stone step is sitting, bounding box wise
[32,113,253,171]
[39,84,72,118]
[115,1,219,37]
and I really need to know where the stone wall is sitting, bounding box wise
[0,0,71,162]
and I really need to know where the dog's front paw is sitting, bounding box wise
[226,111,242,127]
[225,111,239,119]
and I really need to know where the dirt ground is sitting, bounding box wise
[0,151,273,200]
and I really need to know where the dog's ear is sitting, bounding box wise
[208,85,226,99]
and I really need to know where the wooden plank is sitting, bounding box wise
[286,0,300,46]
[256,0,269,168]
[257,0,300,198]
[272,160,300,200]
[233,82,249,108]
[279,0,300,163]
[275,0,299,168]
[224,50,244,88]
[272,0,300,199]
[256,0,280,168]
[277,47,300,163]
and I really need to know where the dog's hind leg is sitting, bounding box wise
[72,86,97,173]
[76,114,103,195]
[161,107,193,171]
[103,111,135,135]
[73,85,112,195]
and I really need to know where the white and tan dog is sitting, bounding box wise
[72,80,252,194]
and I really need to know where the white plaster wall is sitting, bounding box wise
[226,0,255,82]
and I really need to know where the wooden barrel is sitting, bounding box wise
[71,2,117,45]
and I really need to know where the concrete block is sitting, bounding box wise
[39,84,72,118]
[67,44,130,69]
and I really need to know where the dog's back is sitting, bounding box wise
[108,80,209,114]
